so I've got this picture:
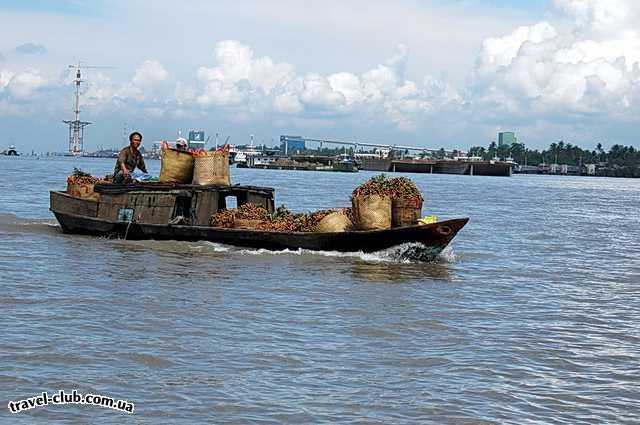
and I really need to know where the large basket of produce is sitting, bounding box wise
[388,177,423,227]
[192,147,230,186]
[351,175,424,229]
[351,175,392,230]
[159,143,194,183]
[392,197,423,227]
[316,209,353,232]
[66,168,106,201]
[352,194,391,230]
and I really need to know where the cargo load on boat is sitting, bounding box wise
[51,169,467,258]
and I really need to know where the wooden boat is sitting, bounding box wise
[50,183,468,257]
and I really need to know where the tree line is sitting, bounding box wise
[468,141,638,167]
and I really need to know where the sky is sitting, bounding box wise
[1,0,639,152]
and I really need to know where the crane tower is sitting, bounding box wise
[63,63,112,155]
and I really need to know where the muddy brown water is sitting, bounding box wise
[1,156,639,423]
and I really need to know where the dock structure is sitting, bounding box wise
[389,159,512,176]
[272,136,514,176]
[288,136,454,157]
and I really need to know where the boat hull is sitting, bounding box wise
[52,211,467,255]
[433,161,469,175]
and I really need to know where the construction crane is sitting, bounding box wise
[63,62,114,155]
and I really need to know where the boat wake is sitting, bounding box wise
[0,212,457,264]
[202,241,457,264]
[0,213,60,235]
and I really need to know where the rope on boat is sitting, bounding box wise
[124,220,133,240]
[123,215,140,240]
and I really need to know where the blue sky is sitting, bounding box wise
[1,0,639,152]
[0,0,104,15]
[2,0,548,15]
[14,0,548,11]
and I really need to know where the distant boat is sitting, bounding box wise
[3,145,19,156]
[333,154,358,172]
[233,146,268,164]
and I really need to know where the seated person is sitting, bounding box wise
[114,131,147,183]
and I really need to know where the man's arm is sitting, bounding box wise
[139,156,147,174]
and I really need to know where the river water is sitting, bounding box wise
[1,156,639,424]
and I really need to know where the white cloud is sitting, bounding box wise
[476,22,558,73]
[190,41,460,131]
[0,69,15,92]
[174,81,197,104]
[0,39,459,135]
[468,0,640,121]
[552,0,634,34]
[115,60,172,103]
[6,69,50,99]
[299,74,346,110]
[132,59,170,87]
[327,73,365,106]
[79,60,173,106]
[195,40,296,108]
[2,0,640,150]
[273,93,302,115]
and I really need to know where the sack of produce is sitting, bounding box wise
[192,148,230,186]
[352,174,424,228]
[352,194,391,230]
[388,177,423,227]
[392,197,423,227]
[316,210,353,232]
[159,143,194,183]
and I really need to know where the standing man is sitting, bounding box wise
[114,131,147,183]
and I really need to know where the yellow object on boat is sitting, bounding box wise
[418,215,438,225]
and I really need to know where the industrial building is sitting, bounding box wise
[280,135,306,154]
[498,132,517,147]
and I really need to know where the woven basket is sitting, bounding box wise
[193,152,230,185]
[316,211,352,232]
[352,195,391,230]
[392,197,423,227]
[159,147,194,183]
[66,182,100,201]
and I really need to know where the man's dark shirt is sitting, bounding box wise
[114,146,147,174]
